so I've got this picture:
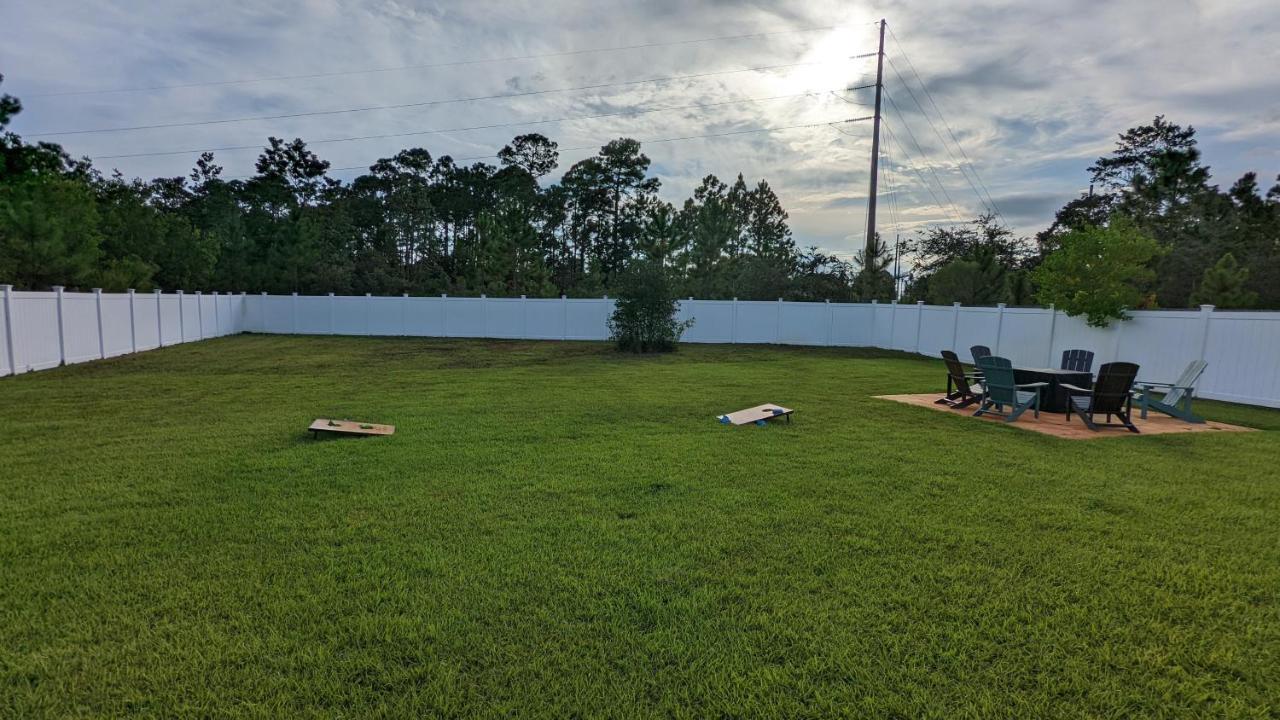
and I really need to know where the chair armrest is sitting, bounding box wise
[1060,383,1091,394]
[1016,382,1049,389]
[1136,380,1175,388]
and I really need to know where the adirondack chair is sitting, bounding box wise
[1060,349,1095,373]
[973,356,1046,423]
[936,350,985,409]
[1062,362,1141,433]
[1133,360,1207,423]
[970,345,992,364]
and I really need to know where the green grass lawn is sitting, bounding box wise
[2,336,1278,718]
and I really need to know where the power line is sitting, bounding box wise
[96,89,869,160]
[885,25,1006,222]
[228,115,875,179]
[28,59,847,138]
[30,24,853,98]
[880,98,965,221]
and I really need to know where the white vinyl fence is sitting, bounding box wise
[4,285,1279,408]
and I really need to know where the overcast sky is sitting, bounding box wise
[4,0,1278,260]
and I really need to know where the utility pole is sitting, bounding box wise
[865,18,887,263]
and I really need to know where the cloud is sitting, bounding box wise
[4,0,1279,257]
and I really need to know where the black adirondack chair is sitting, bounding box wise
[970,345,992,364]
[1062,362,1141,433]
[1060,349,1095,373]
[936,350,984,409]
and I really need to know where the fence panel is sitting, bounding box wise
[1202,312,1280,406]
[567,299,612,340]
[918,305,956,356]
[10,292,60,372]
[100,293,134,357]
[779,302,830,346]
[680,300,733,344]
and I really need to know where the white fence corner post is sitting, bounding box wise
[825,299,833,347]
[1045,304,1057,367]
[1,284,16,375]
[870,299,879,348]
[994,302,1006,356]
[155,289,164,347]
[327,292,335,335]
[127,289,137,353]
[176,290,186,342]
[1198,304,1215,362]
[212,291,220,336]
[888,299,897,350]
[53,285,66,365]
[561,295,568,340]
[93,288,105,359]
[365,293,372,335]
[731,297,739,344]
[195,291,204,340]
[951,301,961,352]
[239,291,247,334]
[440,293,449,338]
[291,292,299,334]
[775,298,783,344]
[259,292,267,333]
[915,300,924,354]
[401,293,409,337]
[480,294,487,338]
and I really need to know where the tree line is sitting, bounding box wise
[3,73,1279,314]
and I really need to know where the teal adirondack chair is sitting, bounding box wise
[1133,360,1207,423]
[973,356,1047,423]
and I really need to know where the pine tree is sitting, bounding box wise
[1190,253,1257,308]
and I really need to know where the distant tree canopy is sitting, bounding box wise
[0,77,855,301]
[3,73,1279,311]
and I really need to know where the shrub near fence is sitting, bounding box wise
[3,287,1279,408]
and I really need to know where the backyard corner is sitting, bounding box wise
[2,335,1278,718]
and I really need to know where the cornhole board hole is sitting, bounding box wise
[309,418,395,439]
[717,404,793,427]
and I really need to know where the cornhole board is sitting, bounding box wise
[717,404,793,427]
[309,418,395,439]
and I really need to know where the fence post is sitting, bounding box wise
[328,292,335,335]
[870,300,879,348]
[127,289,137,353]
[93,288,105,359]
[520,295,528,339]
[440,294,449,337]
[1198,304,1215,363]
[196,291,204,340]
[402,293,409,336]
[729,297,738,344]
[212,291,221,336]
[155,289,164,347]
[561,295,568,340]
[951,302,961,352]
[1,285,15,375]
[365,293,372,335]
[291,292,298,334]
[825,299,832,346]
[915,300,924,354]
[994,302,1006,356]
[240,292,247,334]
[480,294,487,338]
[1044,304,1057,367]
[888,300,897,350]
[53,286,66,365]
[177,290,186,342]
[775,298,784,344]
[259,292,267,333]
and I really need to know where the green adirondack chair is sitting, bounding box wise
[973,356,1046,423]
[1133,360,1207,423]
[936,350,984,409]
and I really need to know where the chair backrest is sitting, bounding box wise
[970,345,992,364]
[941,350,977,395]
[976,355,1017,405]
[1091,362,1140,413]
[1061,349,1095,373]
[1164,360,1208,405]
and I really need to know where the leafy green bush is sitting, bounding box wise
[607,260,693,353]
[1033,217,1161,327]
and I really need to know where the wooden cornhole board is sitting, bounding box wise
[309,418,395,439]
[717,403,793,426]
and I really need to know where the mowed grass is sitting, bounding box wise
[2,336,1278,719]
